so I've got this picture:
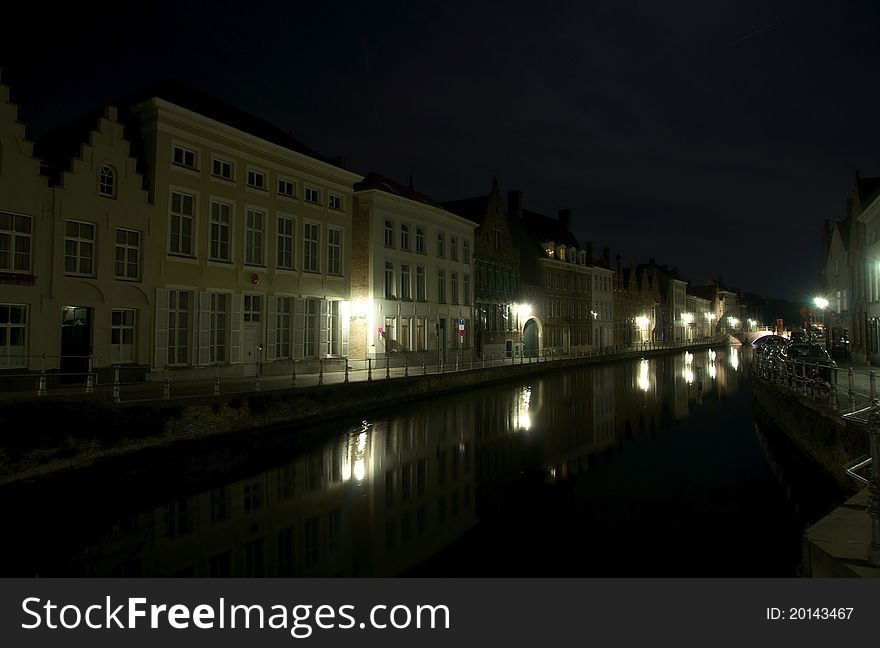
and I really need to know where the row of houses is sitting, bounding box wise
[822,170,880,364]
[0,74,747,382]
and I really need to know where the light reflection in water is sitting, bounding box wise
[14,349,751,578]
[638,359,650,392]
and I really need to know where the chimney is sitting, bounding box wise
[508,190,523,218]
[557,208,572,232]
[602,247,610,266]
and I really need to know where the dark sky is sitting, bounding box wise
[4,0,880,302]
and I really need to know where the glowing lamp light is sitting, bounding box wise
[636,315,650,328]
[813,297,829,310]
[351,299,370,320]
[515,303,532,319]
[682,313,694,324]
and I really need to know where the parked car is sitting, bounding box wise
[830,334,850,360]
[789,328,809,343]
[778,343,836,386]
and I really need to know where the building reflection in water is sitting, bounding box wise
[38,347,744,577]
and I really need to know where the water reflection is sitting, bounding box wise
[4,345,807,577]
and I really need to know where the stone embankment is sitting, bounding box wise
[0,338,729,488]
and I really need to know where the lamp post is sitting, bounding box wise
[814,296,829,347]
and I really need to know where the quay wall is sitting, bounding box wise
[751,378,868,492]
[0,340,726,487]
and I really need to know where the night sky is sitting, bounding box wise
[4,1,880,303]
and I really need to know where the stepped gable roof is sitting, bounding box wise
[33,109,104,185]
[123,79,343,168]
[520,208,580,250]
[857,175,880,208]
[441,195,491,226]
[355,172,446,210]
[837,214,852,251]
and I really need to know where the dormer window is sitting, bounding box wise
[99,166,115,197]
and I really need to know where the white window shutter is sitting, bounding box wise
[319,299,329,356]
[198,291,211,366]
[341,309,349,357]
[293,297,305,359]
[230,294,243,364]
[154,288,169,368]
[266,296,278,361]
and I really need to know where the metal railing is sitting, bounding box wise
[0,336,730,404]
[755,353,880,566]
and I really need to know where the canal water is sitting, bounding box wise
[0,346,844,577]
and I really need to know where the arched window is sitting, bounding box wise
[99,165,115,197]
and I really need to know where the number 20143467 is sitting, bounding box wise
[766,608,853,621]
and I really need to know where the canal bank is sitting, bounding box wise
[0,338,732,488]
[751,375,879,577]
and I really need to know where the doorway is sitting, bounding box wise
[523,318,538,356]
[61,306,91,382]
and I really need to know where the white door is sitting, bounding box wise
[243,325,260,376]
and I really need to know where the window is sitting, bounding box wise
[169,191,195,256]
[247,169,267,190]
[278,178,296,198]
[451,272,458,304]
[304,298,318,357]
[99,166,115,197]
[244,295,262,323]
[172,145,197,169]
[451,236,458,261]
[384,220,394,247]
[416,318,426,351]
[303,222,319,273]
[463,240,470,264]
[245,209,265,266]
[111,309,135,363]
[400,224,409,250]
[0,304,26,368]
[276,297,291,359]
[437,232,445,258]
[416,227,425,253]
[64,221,95,276]
[401,264,411,300]
[328,193,343,211]
[114,229,140,280]
[385,261,395,299]
[0,212,32,272]
[464,274,470,306]
[304,186,321,204]
[437,270,446,303]
[210,202,232,262]
[416,266,426,301]
[327,227,342,276]
[212,158,233,180]
[209,293,227,363]
[277,216,295,270]
[167,289,190,366]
